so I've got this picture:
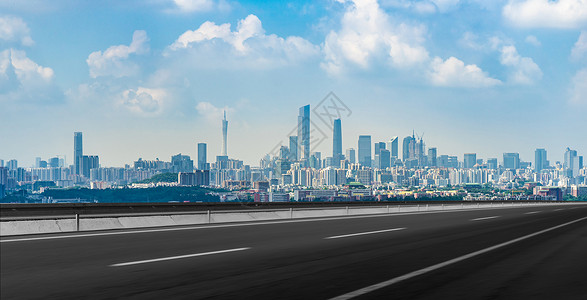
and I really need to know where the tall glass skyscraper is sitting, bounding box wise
[298,105,310,160]
[535,148,547,173]
[346,148,356,164]
[74,132,83,175]
[358,135,371,167]
[388,136,398,158]
[332,119,342,163]
[289,136,298,161]
[402,135,415,161]
[198,143,207,170]
[464,153,477,168]
[503,153,520,170]
[222,111,228,156]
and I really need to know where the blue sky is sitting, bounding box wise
[1,0,586,167]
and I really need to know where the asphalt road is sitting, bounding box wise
[2,204,586,299]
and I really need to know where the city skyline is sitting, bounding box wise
[1,0,586,167]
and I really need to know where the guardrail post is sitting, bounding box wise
[426,204,429,211]
[346,206,349,215]
[398,205,400,212]
[442,204,444,210]
[290,207,293,219]
[417,204,420,211]
[207,210,211,224]
[75,214,79,232]
[387,205,390,214]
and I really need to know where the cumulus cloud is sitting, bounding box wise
[503,0,587,29]
[571,31,587,61]
[172,0,214,12]
[322,0,429,74]
[168,14,320,68]
[525,35,541,46]
[86,30,149,78]
[0,16,34,46]
[499,45,542,84]
[570,68,587,105]
[196,101,234,122]
[429,56,501,87]
[120,87,166,116]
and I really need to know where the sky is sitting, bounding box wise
[0,0,586,168]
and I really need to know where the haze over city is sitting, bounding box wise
[1,0,586,167]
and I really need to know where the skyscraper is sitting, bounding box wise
[388,137,398,158]
[427,147,437,167]
[564,147,579,178]
[503,153,520,170]
[402,135,415,161]
[298,105,310,160]
[358,135,371,167]
[289,136,298,161]
[74,132,83,175]
[222,111,228,156]
[198,143,207,170]
[346,148,356,164]
[464,153,477,168]
[535,148,547,173]
[332,119,342,163]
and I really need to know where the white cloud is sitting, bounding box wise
[0,49,59,102]
[172,0,214,12]
[499,45,542,84]
[430,0,460,12]
[86,30,149,78]
[322,0,429,74]
[196,101,233,123]
[429,56,501,87]
[120,87,166,116]
[503,0,587,29]
[570,68,587,105]
[525,35,541,47]
[168,14,320,68]
[571,31,587,61]
[0,16,34,46]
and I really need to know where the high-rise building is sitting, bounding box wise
[289,136,298,161]
[402,135,415,161]
[332,119,342,163]
[464,153,477,169]
[172,154,193,173]
[503,153,520,170]
[7,159,17,170]
[378,149,391,169]
[535,148,547,173]
[374,142,386,155]
[298,105,310,160]
[82,155,99,178]
[564,147,579,178]
[346,148,356,164]
[198,143,207,170]
[427,147,437,167]
[74,132,83,175]
[222,111,228,156]
[487,158,498,170]
[388,137,399,158]
[358,135,372,167]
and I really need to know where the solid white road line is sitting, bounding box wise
[329,216,587,300]
[325,228,406,240]
[554,209,565,211]
[470,216,500,221]
[110,247,250,267]
[525,211,541,215]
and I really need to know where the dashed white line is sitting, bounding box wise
[329,216,587,300]
[110,247,250,267]
[325,228,406,239]
[470,216,500,221]
[525,211,541,215]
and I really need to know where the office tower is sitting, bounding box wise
[346,148,356,164]
[464,153,477,169]
[35,157,41,168]
[49,157,60,168]
[222,111,228,156]
[428,148,437,167]
[388,137,399,158]
[564,147,579,178]
[172,154,194,173]
[402,135,416,161]
[7,159,17,170]
[358,135,372,167]
[289,136,298,161]
[74,132,83,175]
[333,119,342,163]
[82,155,99,178]
[503,153,520,170]
[415,137,425,166]
[374,142,386,155]
[535,148,547,173]
[198,143,207,170]
[487,158,498,170]
[379,149,391,169]
[298,105,310,160]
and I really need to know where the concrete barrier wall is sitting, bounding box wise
[1,202,579,236]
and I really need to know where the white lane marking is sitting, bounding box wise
[325,228,406,240]
[329,216,587,300]
[525,211,541,215]
[3,204,582,243]
[470,216,500,221]
[554,209,565,211]
[110,247,250,267]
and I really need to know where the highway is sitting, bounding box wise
[2,204,586,299]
